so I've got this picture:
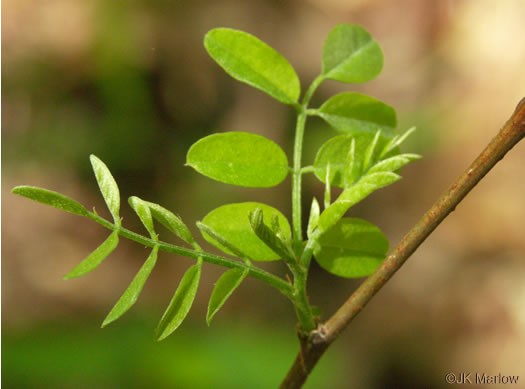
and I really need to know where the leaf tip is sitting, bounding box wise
[11,185,24,195]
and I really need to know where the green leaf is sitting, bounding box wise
[187,132,288,188]
[317,92,396,135]
[314,218,389,278]
[102,246,158,327]
[307,198,320,239]
[204,28,300,105]
[63,230,119,279]
[379,126,417,159]
[197,222,251,261]
[201,202,291,261]
[343,138,357,187]
[248,208,295,261]
[314,133,393,188]
[367,153,421,174]
[129,197,155,239]
[362,130,382,171]
[144,201,194,245]
[324,164,331,209]
[156,262,201,341]
[90,155,120,225]
[206,267,248,325]
[12,186,88,216]
[322,24,383,83]
[318,172,401,232]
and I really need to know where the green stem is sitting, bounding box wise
[289,75,325,331]
[280,97,525,389]
[87,212,293,298]
[291,75,324,247]
[292,111,307,247]
[292,268,316,333]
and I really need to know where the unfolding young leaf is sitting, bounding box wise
[102,246,158,327]
[248,208,295,261]
[204,28,300,105]
[322,24,383,83]
[63,230,119,279]
[156,262,201,341]
[201,202,291,261]
[318,172,401,233]
[314,133,393,188]
[206,267,248,325]
[317,92,396,135]
[187,132,288,188]
[314,218,389,278]
[367,153,421,174]
[129,196,155,238]
[307,197,320,239]
[90,155,120,225]
[144,201,194,245]
[379,127,417,159]
[12,186,88,216]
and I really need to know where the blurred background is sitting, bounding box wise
[3,0,525,387]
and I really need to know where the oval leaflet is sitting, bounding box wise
[187,132,288,188]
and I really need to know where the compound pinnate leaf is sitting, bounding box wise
[206,267,248,325]
[201,202,291,261]
[102,246,158,327]
[314,133,393,188]
[156,262,201,341]
[63,230,119,280]
[318,92,396,135]
[187,132,288,188]
[314,218,388,278]
[129,197,155,239]
[144,201,194,245]
[204,28,300,105]
[12,186,88,216]
[90,155,120,225]
[322,24,383,83]
[318,172,401,233]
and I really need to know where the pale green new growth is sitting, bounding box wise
[145,201,194,245]
[90,154,121,226]
[201,202,291,262]
[249,208,295,262]
[196,221,252,262]
[129,196,156,239]
[12,23,420,339]
[307,198,320,239]
[102,246,159,327]
[318,172,401,233]
[12,186,88,216]
[156,261,202,341]
[362,130,383,171]
[63,230,119,279]
[207,267,248,325]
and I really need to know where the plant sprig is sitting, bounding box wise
[12,23,420,339]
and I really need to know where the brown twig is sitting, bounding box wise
[280,97,525,389]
